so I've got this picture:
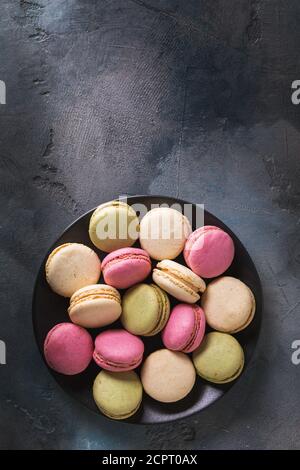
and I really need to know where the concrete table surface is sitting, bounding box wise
[0,0,300,450]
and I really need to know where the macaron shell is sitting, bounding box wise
[141,349,196,403]
[102,248,151,289]
[93,370,143,420]
[44,323,93,375]
[152,268,200,304]
[93,329,144,371]
[184,226,235,278]
[45,243,101,297]
[140,208,192,260]
[89,201,139,252]
[201,276,256,333]
[193,332,244,384]
[68,284,122,328]
[162,304,206,353]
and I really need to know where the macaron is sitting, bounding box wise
[162,304,206,353]
[201,276,256,333]
[93,370,143,420]
[89,200,139,253]
[192,332,244,384]
[184,225,235,278]
[93,329,144,371]
[121,283,170,336]
[45,243,101,297]
[141,349,196,403]
[102,247,151,289]
[68,284,122,328]
[139,207,191,260]
[152,260,206,303]
[44,323,93,375]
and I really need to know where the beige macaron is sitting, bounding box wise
[45,243,101,297]
[68,284,121,328]
[201,276,256,333]
[152,260,206,303]
[139,207,192,260]
[141,349,196,403]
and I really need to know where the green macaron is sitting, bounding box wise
[192,332,245,384]
[89,200,139,253]
[121,283,170,336]
[93,370,143,420]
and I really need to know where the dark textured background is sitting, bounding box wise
[1,0,300,450]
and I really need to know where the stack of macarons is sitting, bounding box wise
[43,200,256,420]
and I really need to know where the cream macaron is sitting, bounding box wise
[141,349,196,403]
[152,260,206,303]
[139,207,191,260]
[68,284,122,328]
[201,276,256,333]
[45,243,101,297]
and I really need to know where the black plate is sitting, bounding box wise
[32,195,262,424]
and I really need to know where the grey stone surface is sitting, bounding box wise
[0,0,300,450]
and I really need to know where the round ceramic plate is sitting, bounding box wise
[32,195,262,424]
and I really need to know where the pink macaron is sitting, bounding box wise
[162,304,206,353]
[102,247,152,289]
[44,323,93,375]
[184,225,235,278]
[93,329,144,372]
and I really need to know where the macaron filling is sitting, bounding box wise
[103,253,150,268]
[201,362,244,384]
[156,264,203,292]
[153,268,199,297]
[147,285,170,335]
[70,292,120,307]
[99,401,142,420]
[93,351,142,369]
[182,307,202,353]
[70,288,121,308]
